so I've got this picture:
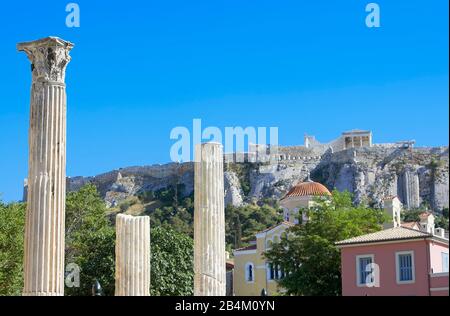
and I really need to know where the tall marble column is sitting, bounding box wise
[18,37,73,296]
[115,214,151,296]
[194,142,226,296]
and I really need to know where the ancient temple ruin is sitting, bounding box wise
[194,143,227,296]
[19,37,73,296]
[115,214,151,296]
[18,39,226,295]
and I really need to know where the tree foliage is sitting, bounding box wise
[0,184,198,296]
[0,201,26,295]
[265,190,386,296]
[401,207,449,231]
[226,203,282,249]
[144,186,195,237]
[150,226,193,296]
[435,208,449,231]
[65,184,116,296]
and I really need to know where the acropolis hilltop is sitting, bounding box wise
[56,129,449,216]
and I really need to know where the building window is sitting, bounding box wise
[356,255,374,286]
[274,265,280,280]
[442,252,449,273]
[267,263,284,281]
[396,251,415,284]
[267,263,275,281]
[245,262,254,283]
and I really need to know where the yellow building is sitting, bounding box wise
[232,179,331,296]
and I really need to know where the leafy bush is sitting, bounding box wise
[150,226,193,296]
[265,190,386,296]
[0,201,26,295]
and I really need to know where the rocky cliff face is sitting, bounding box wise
[67,146,449,212]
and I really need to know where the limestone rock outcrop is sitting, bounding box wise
[224,171,244,207]
[66,146,449,212]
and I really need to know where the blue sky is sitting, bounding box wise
[0,0,448,202]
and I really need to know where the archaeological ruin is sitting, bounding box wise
[193,143,227,296]
[115,214,151,296]
[16,36,448,297]
[19,37,73,296]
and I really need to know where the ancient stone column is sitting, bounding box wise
[115,214,151,296]
[18,37,73,296]
[194,142,226,296]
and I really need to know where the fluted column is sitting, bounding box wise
[115,214,151,296]
[18,37,73,296]
[194,142,226,296]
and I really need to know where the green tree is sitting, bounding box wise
[226,204,282,249]
[0,201,26,295]
[402,209,424,223]
[65,184,116,296]
[150,226,193,296]
[42,183,196,296]
[435,208,449,231]
[265,190,386,296]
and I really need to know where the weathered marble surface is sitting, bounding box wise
[19,37,73,296]
[194,143,226,296]
[115,214,150,296]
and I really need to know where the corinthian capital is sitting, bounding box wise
[17,37,74,84]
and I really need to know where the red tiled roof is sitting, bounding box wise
[401,222,419,229]
[283,181,331,199]
[234,244,257,252]
[419,212,432,220]
[336,227,433,246]
[259,221,294,234]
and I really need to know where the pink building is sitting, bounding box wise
[337,227,448,296]
[336,197,448,296]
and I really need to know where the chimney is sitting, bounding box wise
[383,197,402,229]
[434,228,446,239]
[419,212,435,234]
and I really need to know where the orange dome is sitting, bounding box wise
[284,181,331,198]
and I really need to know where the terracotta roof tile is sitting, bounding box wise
[419,212,433,220]
[283,181,331,199]
[401,222,419,229]
[259,221,294,234]
[335,227,433,246]
[234,244,257,252]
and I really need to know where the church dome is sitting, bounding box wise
[283,181,331,199]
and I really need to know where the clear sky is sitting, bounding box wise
[0,0,448,202]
